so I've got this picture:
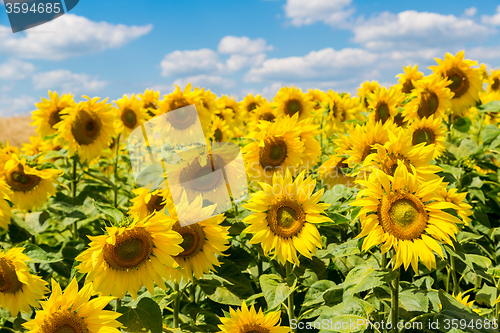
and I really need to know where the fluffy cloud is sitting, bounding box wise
[482,5,500,25]
[0,14,152,60]
[173,75,236,90]
[352,11,493,50]
[245,47,378,82]
[218,36,273,54]
[283,0,354,27]
[32,70,107,94]
[160,49,222,77]
[0,59,35,80]
[0,94,36,116]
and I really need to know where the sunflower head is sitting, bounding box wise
[242,93,268,115]
[357,81,381,108]
[273,86,315,121]
[367,86,402,124]
[114,94,148,135]
[138,89,160,116]
[396,65,424,94]
[408,115,446,158]
[31,91,76,138]
[218,303,290,333]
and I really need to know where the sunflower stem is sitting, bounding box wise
[113,134,121,208]
[173,282,181,328]
[495,277,500,321]
[71,155,79,240]
[189,281,196,304]
[115,299,121,311]
[285,261,296,332]
[450,256,459,295]
[391,267,400,333]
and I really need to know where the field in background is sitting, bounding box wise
[0,116,35,147]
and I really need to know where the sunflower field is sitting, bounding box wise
[1,50,500,333]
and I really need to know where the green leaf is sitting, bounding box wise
[303,280,337,307]
[117,297,162,333]
[434,290,497,333]
[399,289,429,312]
[23,244,61,264]
[317,239,360,259]
[198,275,246,306]
[453,117,472,133]
[259,274,296,310]
[480,125,500,145]
[477,100,500,113]
[24,211,50,234]
[342,266,397,298]
[316,297,375,333]
[94,200,123,224]
[475,285,497,307]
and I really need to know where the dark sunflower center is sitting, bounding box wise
[169,97,190,111]
[6,165,41,192]
[214,129,223,142]
[40,310,89,333]
[260,112,276,122]
[71,109,102,145]
[394,113,407,127]
[492,78,500,91]
[248,102,258,112]
[446,67,470,98]
[179,155,224,192]
[285,99,302,116]
[259,138,288,170]
[49,108,63,128]
[174,223,205,258]
[241,324,270,333]
[375,103,390,123]
[402,81,415,94]
[103,227,153,270]
[146,194,165,213]
[121,108,138,129]
[379,193,428,240]
[412,128,435,146]
[166,106,197,130]
[0,258,23,293]
[361,145,378,162]
[383,154,413,177]
[417,91,439,119]
[267,200,306,238]
[144,101,157,110]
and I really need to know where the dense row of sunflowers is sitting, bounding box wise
[0,50,500,333]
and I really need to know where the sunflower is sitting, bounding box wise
[407,115,446,158]
[396,65,424,94]
[452,293,481,315]
[241,93,268,115]
[217,303,290,333]
[367,86,402,124]
[138,88,160,117]
[345,119,392,169]
[209,116,233,143]
[243,169,331,265]
[487,69,500,97]
[357,81,381,108]
[31,91,76,139]
[216,95,239,123]
[166,193,230,282]
[430,51,483,113]
[247,104,278,133]
[195,87,219,119]
[128,187,173,220]
[352,162,462,273]
[23,278,121,333]
[364,129,442,183]
[437,187,472,225]
[0,247,48,316]
[3,154,61,211]
[325,92,362,134]
[21,136,44,156]
[273,86,315,121]
[283,114,321,170]
[402,74,453,121]
[114,94,148,135]
[306,89,328,115]
[55,96,116,162]
[0,179,12,230]
[75,213,183,299]
[318,155,356,189]
[242,117,304,183]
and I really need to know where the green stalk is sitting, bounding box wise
[115,299,122,311]
[391,267,400,333]
[495,277,500,321]
[173,282,181,328]
[71,155,78,240]
[450,256,459,295]
[113,134,121,208]
[286,262,296,332]
[189,280,196,304]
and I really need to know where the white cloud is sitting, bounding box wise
[218,36,273,54]
[464,7,477,17]
[0,94,36,116]
[160,49,223,77]
[173,75,236,90]
[0,14,152,60]
[245,47,378,82]
[32,70,107,94]
[0,59,35,80]
[283,0,354,28]
[482,5,500,25]
[225,54,266,72]
[353,10,493,50]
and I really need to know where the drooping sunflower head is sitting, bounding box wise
[31,91,76,138]
[437,187,472,225]
[273,86,315,121]
[487,69,500,96]
[353,162,463,273]
[75,214,182,299]
[318,155,356,190]
[128,187,174,221]
[430,51,483,113]
[218,302,290,333]
[345,119,391,169]
[0,247,48,317]
[114,94,148,135]
[367,86,403,124]
[403,74,453,122]
[23,278,122,333]
[55,96,116,162]
[21,135,44,156]
[407,115,446,158]
[138,88,160,116]
[396,65,424,94]
[243,119,305,183]
[4,154,61,211]
[325,91,361,134]
[357,80,381,108]
[243,169,331,265]
[306,88,328,113]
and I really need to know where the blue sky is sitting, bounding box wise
[1,0,500,116]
